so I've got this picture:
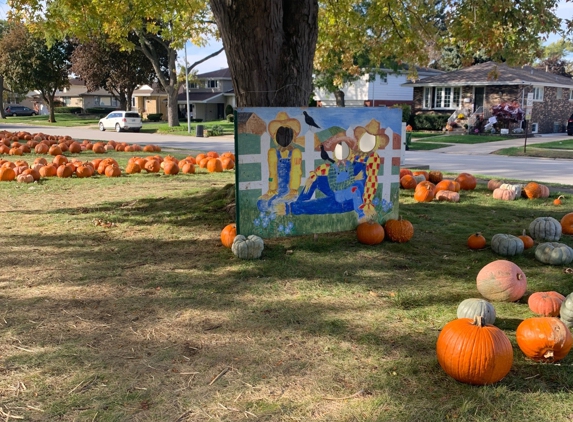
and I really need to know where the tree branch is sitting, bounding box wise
[187,47,224,72]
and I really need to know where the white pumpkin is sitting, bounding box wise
[232,234,264,259]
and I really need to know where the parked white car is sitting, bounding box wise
[98,111,142,132]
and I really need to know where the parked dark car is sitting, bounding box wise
[5,105,37,116]
[567,114,573,135]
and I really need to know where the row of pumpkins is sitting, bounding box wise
[400,168,561,205]
[466,214,573,265]
[0,151,235,182]
[0,130,162,155]
[439,258,573,385]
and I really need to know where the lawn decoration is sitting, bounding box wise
[491,101,524,130]
[534,242,573,265]
[516,317,572,362]
[384,217,414,243]
[476,260,527,302]
[436,316,512,385]
[561,212,573,235]
[356,221,385,245]
[491,234,524,256]
[560,293,573,328]
[529,217,561,241]
[467,233,486,249]
[528,292,566,317]
[457,299,496,325]
[232,234,264,259]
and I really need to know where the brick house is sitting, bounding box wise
[402,61,573,134]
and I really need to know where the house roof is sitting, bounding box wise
[196,68,232,79]
[402,61,573,88]
[133,83,167,96]
[177,91,226,104]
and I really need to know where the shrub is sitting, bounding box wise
[413,114,450,131]
[209,125,225,136]
[85,107,119,114]
[55,107,83,114]
[226,114,234,123]
[146,113,163,122]
[225,104,234,117]
[191,118,203,123]
[392,104,412,123]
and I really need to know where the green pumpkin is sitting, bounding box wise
[528,216,562,241]
[231,234,264,259]
[561,293,573,329]
[456,298,496,325]
[534,242,573,265]
[491,234,524,256]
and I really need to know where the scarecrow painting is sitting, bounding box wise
[257,111,303,212]
[235,107,402,238]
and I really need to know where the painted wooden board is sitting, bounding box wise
[235,107,402,238]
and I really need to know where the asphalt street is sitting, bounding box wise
[1,122,572,185]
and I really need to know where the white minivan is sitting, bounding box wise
[99,111,143,133]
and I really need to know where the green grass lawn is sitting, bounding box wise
[492,146,573,159]
[529,138,573,150]
[413,134,515,144]
[1,145,573,421]
[2,113,100,126]
[408,142,452,151]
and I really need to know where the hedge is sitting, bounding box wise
[54,107,83,114]
[85,107,119,114]
[412,114,450,131]
[146,113,163,122]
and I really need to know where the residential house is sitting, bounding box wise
[178,68,236,122]
[132,84,169,120]
[313,67,444,108]
[402,61,573,134]
[55,78,119,110]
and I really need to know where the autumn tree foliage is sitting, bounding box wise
[0,22,72,122]
[71,37,158,111]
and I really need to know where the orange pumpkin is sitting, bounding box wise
[56,164,73,178]
[561,212,573,235]
[39,165,57,178]
[68,142,82,154]
[467,233,486,250]
[384,218,414,243]
[413,181,435,202]
[455,173,477,190]
[104,165,122,177]
[206,158,223,173]
[126,162,142,174]
[400,175,417,190]
[413,170,429,181]
[181,163,195,174]
[516,317,572,362]
[35,143,49,154]
[76,165,93,178]
[428,171,443,184]
[221,157,235,170]
[476,260,527,302]
[163,161,180,175]
[436,316,513,385]
[434,179,456,193]
[523,182,541,199]
[356,221,385,245]
[207,151,219,158]
[554,195,564,206]
[53,155,68,167]
[399,168,413,179]
[144,159,161,173]
[0,167,16,181]
[518,229,534,249]
[528,292,566,317]
[221,223,237,248]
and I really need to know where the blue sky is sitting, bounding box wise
[1,0,572,73]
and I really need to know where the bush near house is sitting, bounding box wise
[413,113,450,131]
[392,104,412,123]
[85,106,119,115]
[146,113,163,122]
[54,107,84,114]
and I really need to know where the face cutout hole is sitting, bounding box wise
[334,142,350,161]
[275,126,294,148]
[359,132,377,152]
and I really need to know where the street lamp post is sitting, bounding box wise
[184,43,191,134]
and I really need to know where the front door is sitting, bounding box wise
[474,87,485,112]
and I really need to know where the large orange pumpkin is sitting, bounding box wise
[39,165,57,178]
[399,168,413,179]
[104,165,122,177]
[400,175,417,189]
[221,224,237,248]
[516,317,572,362]
[436,316,513,385]
[455,173,477,190]
[56,164,73,178]
[181,163,195,174]
[221,157,235,170]
[561,212,573,235]
[523,182,542,199]
[163,161,180,175]
[35,143,49,154]
[126,162,142,174]
[0,167,16,181]
[356,221,385,245]
[206,158,223,173]
[49,145,63,156]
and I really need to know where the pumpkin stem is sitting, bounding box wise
[522,229,527,236]
[543,350,554,360]
[472,315,486,327]
[557,195,565,200]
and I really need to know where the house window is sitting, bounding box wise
[570,89,573,100]
[207,80,218,88]
[557,87,563,100]
[533,86,543,101]
[188,82,198,89]
[132,97,136,107]
[423,87,432,108]
[434,87,461,109]
[63,97,71,106]
[94,96,100,105]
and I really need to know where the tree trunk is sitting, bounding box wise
[0,76,5,119]
[334,90,345,107]
[41,90,57,123]
[210,0,318,107]
[136,33,180,127]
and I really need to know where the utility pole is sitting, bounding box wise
[184,42,191,134]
